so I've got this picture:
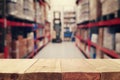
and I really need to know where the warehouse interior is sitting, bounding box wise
[0,0,120,59]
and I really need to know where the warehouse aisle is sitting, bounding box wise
[34,42,85,58]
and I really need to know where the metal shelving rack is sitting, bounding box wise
[75,0,120,59]
[0,0,51,58]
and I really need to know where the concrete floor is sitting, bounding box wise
[34,42,85,59]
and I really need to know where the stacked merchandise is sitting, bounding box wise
[90,28,98,58]
[45,22,51,41]
[18,36,27,58]
[89,0,101,21]
[36,29,44,50]
[0,0,24,18]
[11,35,27,58]
[11,27,33,58]
[101,0,120,16]
[6,27,12,58]
[81,0,89,23]
[115,27,120,54]
[103,27,115,50]
[40,5,45,25]
[23,0,35,21]
[63,11,76,41]
[76,0,89,24]
[35,1,41,23]
[115,33,120,53]
[0,53,4,58]
[75,30,81,48]
[27,32,34,54]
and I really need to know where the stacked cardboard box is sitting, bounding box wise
[35,1,41,23]
[0,0,24,19]
[11,35,27,58]
[36,29,43,38]
[103,27,115,50]
[81,0,89,22]
[18,36,27,58]
[101,0,120,15]
[76,0,90,23]
[23,0,35,21]
[36,40,44,49]
[27,32,34,53]
[89,0,101,20]
[115,33,120,53]
[6,33,12,56]
[40,5,45,24]
[11,40,19,58]
[0,53,4,58]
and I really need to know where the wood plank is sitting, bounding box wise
[84,59,120,80]
[101,60,120,80]
[101,72,120,80]
[23,59,61,80]
[61,59,97,72]
[61,59,100,80]
[62,73,100,80]
[0,59,37,80]
[84,59,120,72]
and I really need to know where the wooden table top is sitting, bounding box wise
[0,59,120,80]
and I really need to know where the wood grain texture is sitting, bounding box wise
[23,59,61,80]
[25,59,61,73]
[0,59,37,73]
[61,59,97,72]
[84,59,120,72]
[101,72,120,80]
[62,73,100,80]
[0,73,23,80]
[0,59,120,80]
[0,59,37,80]
[23,73,62,80]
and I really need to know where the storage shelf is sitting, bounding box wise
[76,43,90,58]
[76,36,120,58]
[0,18,34,27]
[78,18,120,29]
[34,36,44,42]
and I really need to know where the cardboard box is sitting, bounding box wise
[23,0,35,21]
[115,33,120,53]
[103,27,115,50]
[101,0,120,15]
[0,53,4,58]
[89,0,101,20]
[0,0,24,19]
